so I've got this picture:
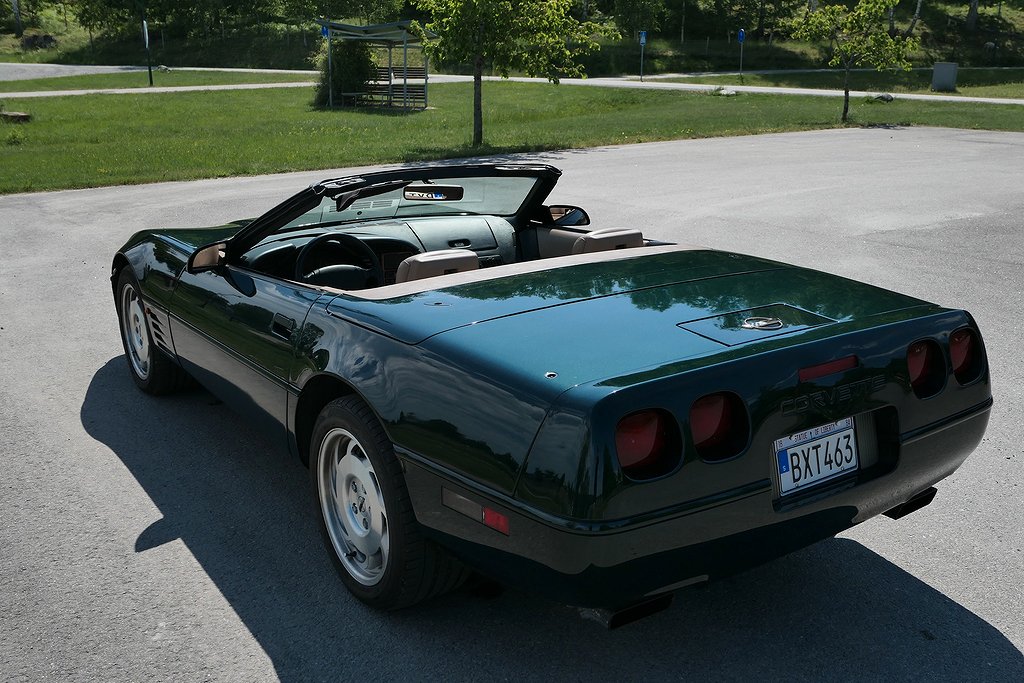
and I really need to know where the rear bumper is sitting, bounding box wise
[401,399,991,608]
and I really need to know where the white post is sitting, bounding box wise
[326,21,333,108]
[403,36,409,110]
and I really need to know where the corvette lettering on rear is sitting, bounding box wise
[782,375,887,415]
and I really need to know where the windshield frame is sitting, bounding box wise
[225,164,562,260]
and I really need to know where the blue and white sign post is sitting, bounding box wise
[322,21,333,108]
[639,30,647,82]
[737,28,745,76]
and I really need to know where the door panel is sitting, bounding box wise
[169,266,323,447]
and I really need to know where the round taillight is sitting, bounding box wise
[689,392,749,462]
[615,409,681,480]
[950,328,983,385]
[907,339,945,398]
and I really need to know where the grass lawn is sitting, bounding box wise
[655,68,1024,99]
[2,81,1023,194]
[0,69,314,92]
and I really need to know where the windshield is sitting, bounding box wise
[284,175,539,229]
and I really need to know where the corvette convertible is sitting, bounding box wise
[112,164,991,623]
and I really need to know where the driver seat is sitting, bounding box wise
[396,249,479,283]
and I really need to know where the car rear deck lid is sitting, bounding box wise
[678,304,834,346]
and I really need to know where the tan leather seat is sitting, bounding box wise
[571,228,644,254]
[395,249,479,283]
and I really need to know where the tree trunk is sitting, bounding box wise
[842,64,851,123]
[11,0,22,37]
[966,0,979,31]
[904,0,923,37]
[680,1,685,44]
[473,53,484,147]
[888,8,895,35]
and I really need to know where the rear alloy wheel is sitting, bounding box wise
[311,396,469,609]
[115,269,190,395]
[317,426,391,585]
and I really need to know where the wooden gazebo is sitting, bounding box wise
[316,20,435,110]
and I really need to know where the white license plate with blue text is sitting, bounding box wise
[775,418,858,495]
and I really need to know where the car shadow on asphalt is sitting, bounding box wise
[82,358,1024,682]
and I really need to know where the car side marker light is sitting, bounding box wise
[442,488,510,535]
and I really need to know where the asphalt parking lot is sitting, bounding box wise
[1,127,1022,681]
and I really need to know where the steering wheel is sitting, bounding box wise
[294,232,385,289]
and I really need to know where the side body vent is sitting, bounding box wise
[146,309,174,355]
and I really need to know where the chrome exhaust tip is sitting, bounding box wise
[884,486,938,520]
[579,593,674,629]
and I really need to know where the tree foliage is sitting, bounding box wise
[66,0,405,34]
[416,0,611,146]
[613,0,665,36]
[792,0,918,122]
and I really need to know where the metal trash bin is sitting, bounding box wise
[932,62,958,92]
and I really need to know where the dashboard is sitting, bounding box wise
[241,214,519,286]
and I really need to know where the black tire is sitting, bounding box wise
[310,396,469,609]
[115,268,191,395]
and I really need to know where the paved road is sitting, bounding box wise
[1,80,316,98]
[1,128,1022,681]
[0,63,318,81]
[482,75,1024,106]
[2,63,1022,105]
[0,62,148,80]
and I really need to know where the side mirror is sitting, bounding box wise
[187,242,227,274]
[548,205,590,227]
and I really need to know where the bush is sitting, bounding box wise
[312,40,375,107]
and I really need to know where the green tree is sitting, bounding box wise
[965,0,979,31]
[288,0,404,24]
[792,0,918,122]
[10,0,23,36]
[416,0,609,147]
[613,0,665,36]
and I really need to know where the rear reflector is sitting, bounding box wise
[907,339,945,398]
[799,355,858,383]
[950,328,983,385]
[482,507,510,535]
[615,409,681,480]
[689,392,749,462]
[442,488,510,535]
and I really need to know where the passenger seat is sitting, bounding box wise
[571,228,644,254]
[395,249,479,283]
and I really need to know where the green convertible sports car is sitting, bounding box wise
[112,164,991,624]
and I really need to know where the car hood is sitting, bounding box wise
[328,250,935,382]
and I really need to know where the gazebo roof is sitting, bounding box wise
[315,20,435,46]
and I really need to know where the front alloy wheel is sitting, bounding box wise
[114,269,189,395]
[120,280,151,380]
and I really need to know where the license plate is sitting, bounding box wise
[774,418,858,495]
